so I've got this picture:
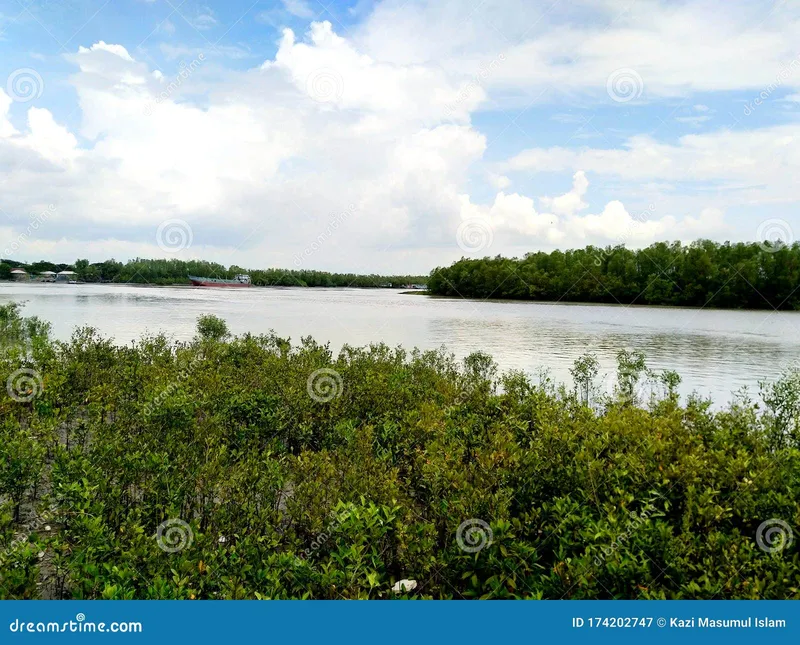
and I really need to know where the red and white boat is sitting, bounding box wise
[188,274,252,288]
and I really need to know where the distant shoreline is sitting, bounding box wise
[1,281,422,290]
[398,289,800,313]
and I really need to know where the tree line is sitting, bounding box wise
[0,257,426,288]
[427,240,800,309]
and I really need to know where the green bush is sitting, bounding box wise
[0,303,798,599]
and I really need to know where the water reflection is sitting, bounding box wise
[1,282,799,404]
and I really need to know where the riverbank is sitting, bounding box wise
[428,241,800,310]
[0,282,795,405]
[1,304,799,600]
[0,257,426,290]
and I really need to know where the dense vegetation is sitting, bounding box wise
[1,302,798,600]
[428,240,800,309]
[0,258,425,288]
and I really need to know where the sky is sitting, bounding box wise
[0,0,798,274]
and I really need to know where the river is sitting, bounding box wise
[2,282,798,404]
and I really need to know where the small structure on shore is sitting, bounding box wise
[10,268,28,281]
[39,270,56,282]
[56,270,76,283]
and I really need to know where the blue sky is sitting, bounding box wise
[0,0,799,273]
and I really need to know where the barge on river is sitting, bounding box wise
[188,274,252,288]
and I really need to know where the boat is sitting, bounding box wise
[188,274,252,288]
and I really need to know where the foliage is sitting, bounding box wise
[196,315,229,341]
[0,302,798,600]
[1,258,426,288]
[427,240,800,309]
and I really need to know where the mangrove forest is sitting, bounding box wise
[427,240,800,309]
[1,302,798,599]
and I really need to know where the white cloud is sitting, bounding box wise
[77,41,134,62]
[504,127,800,207]
[0,90,16,138]
[266,21,485,123]
[674,115,712,127]
[354,0,800,105]
[282,0,316,19]
[189,8,218,31]
[2,2,794,272]
[458,172,721,248]
[159,19,176,36]
[0,27,494,272]
[540,170,589,217]
[488,172,511,190]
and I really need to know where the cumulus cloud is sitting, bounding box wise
[0,24,494,271]
[266,21,485,123]
[2,1,794,272]
[540,171,589,217]
[504,127,800,207]
[356,0,800,100]
[281,0,315,19]
[458,172,723,249]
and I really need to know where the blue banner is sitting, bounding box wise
[0,601,797,643]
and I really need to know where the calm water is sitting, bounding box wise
[2,282,800,404]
